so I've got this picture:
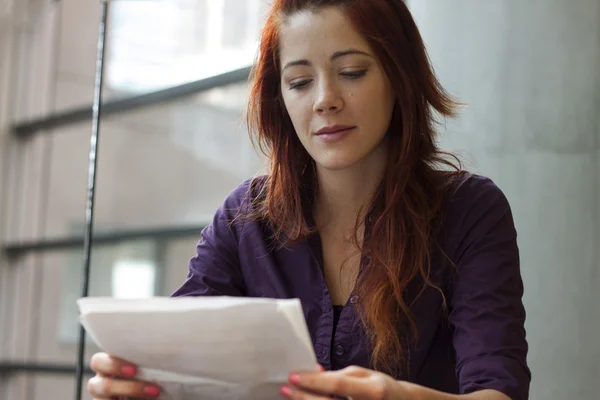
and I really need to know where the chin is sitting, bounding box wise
[314,156,362,171]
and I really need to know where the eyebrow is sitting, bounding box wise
[281,49,373,72]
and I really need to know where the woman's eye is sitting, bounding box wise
[289,80,312,90]
[341,69,368,79]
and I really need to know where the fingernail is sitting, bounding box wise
[289,373,301,384]
[121,364,137,377]
[280,385,292,398]
[143,385,161,397]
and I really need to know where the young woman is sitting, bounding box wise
[87,1,530,399]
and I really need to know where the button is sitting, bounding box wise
[335,345,345,356]
[349,295,359,304]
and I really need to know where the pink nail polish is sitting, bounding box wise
[121,364,137,377]
[289,373,301,384]
[143,385,161,398]
[280,385,293,398]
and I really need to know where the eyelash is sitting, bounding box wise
[288,69,368,90]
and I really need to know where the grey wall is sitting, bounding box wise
[409,1,600,399]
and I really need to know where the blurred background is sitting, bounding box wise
[0,0,598,399]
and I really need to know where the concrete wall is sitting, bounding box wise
[409,1,600,399]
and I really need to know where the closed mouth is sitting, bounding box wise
[315,125,355,135]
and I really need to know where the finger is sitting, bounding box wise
[339,366,371,378]
[90,353,138,378]
[289,371,369,398]
[280,384,330,400]
[299,373,389,400]
[316,364,325,372]
[88,375,161,399]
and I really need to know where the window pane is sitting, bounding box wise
[112,259,156,299]
[50,0,269,116]
[5,237,197,365]
[19,81,263,241]
[34,375,93,400]
[57,239,159,344]
[5,0,267,243]
[7,374,93,400]
[105,0,268,94]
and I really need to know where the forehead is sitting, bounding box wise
[278,7,371,66]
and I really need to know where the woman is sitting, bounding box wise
[87,0,530,399]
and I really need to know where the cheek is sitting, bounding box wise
[373,85,395,119]
[359,87,388,117]
[359,87,394,134]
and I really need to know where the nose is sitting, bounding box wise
[313,79,344,114]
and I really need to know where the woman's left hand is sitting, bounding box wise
[280,365,414,400]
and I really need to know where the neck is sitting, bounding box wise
[314,143,387,230]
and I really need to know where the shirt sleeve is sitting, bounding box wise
[170,180,253,298]
[448,176,531,400]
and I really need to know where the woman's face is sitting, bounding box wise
[279,6,396,172]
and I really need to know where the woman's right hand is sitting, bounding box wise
[88,352,162,399]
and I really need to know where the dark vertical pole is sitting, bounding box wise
[74,1,109,399]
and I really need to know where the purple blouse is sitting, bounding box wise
[172,174,530,400]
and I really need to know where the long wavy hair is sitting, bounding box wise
[246,0,463,374]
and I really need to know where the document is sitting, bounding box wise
[77,296,318,400]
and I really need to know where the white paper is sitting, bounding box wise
[78,296,318,400]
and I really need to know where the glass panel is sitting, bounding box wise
[52,0,269,114]
[35,375,94,400]
[53,0,118,114]
[5,236,198,366]
[162,236,200,294]
[36,81,263,241]
[1,133,51,243]
[105,0,269,94]
[57,239,160,344]
[3,368,94,400]
[112,259,156,299]
[5,0,267,242]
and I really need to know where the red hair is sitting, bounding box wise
[246,0,463,374]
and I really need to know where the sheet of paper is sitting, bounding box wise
[78,296,318,400]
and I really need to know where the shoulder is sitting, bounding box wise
[445,173,510,209]
[437,173,517,260]
[217,175,269,217]
[443,173,513,224]
[203,175,270,242]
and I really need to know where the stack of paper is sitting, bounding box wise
[78,296,318,400]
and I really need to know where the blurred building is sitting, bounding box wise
[0,1,598,399]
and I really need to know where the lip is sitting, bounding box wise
[314,125,355,143]
[315,125,355,135]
